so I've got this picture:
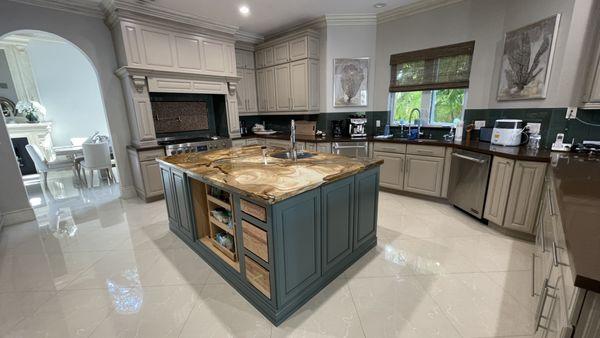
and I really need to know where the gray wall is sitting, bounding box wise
[0,1,135,218]
[374,0,594,111]
[0,50,18,103]
[26,39,109,146]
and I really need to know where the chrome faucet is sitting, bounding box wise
[290,119,297,160]
[408,108,422,139]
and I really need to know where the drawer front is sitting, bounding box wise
[245,138,265,146]
[406,144,445,157]
[245,255,271,298]
[240,199,267,222]
[266,139,290,148]
[373,142,406,154]
[242,220,269,262]
[231,139,246,147]
[139,148,165,161]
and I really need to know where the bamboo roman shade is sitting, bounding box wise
[389,41,475,92]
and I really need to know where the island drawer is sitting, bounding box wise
[240,199,267,222]
[242,220,269,262]
[245,255,271,299]
[406,144,445,157]
[373,142,406,154]
[138,148,166,161]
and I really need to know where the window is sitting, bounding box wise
[390,89,467,125]
[389,41,474,126]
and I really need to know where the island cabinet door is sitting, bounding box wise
[160,166,179,228]
[321,176,354,273]
[272,189,321,305]
[354,168,380,249]
[171,169,194,241]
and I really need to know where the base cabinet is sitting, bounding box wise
[503,161,546,232]
[484,157,515,225]
[403,154,444,197]
[128,146,165,202]
[373,151,404,190]
[159,162,379,325]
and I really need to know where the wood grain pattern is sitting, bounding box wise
[242,220,269,262]
[241,199,267,221]
[245,255,271,298]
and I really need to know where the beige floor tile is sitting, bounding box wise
[272,278,364,338]
[0,291,55,335]
[178,283,272,338]
[89,284,201,338]
[417,272,534,337]
[5,289,115,338]
[349,276,461,338]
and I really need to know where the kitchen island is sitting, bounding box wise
[156,145,382,325]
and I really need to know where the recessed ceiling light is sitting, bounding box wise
[374,2,387,8]
[239,5,250,15]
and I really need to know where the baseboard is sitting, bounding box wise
[0,207,36,229]
[119,185,137,199]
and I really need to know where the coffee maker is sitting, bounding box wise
[331,120,344,138]
[349,115,367,138]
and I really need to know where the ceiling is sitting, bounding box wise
[86,0,422,36]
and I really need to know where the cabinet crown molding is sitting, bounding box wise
[324,14,377,26]
[377,0,464,24]
[257,28,320,50]
[115,66,240,83]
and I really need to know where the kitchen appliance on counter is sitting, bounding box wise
[447,149,492,219]
[478,127,494,142]
[332,141,369,159]
[158,135,231,155]
[491,119,525,146]
[331,120,345,138]
[349,115,367,138]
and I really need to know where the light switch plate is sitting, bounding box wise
[376,120,381,127]
[474,120,486,130]
[566,107,577,119]
[526,122,542,134]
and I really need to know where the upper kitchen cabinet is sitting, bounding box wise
[236,48,258,115]
[583,28,600,107]
[112,20,236,77]
[255,29,320,114]
[235,49,255,70]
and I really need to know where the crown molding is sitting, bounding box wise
[264,16,326,41]
[7,0,104,18]
[377,0,464,24]
[325,14,377,26]
[235,30,264,45]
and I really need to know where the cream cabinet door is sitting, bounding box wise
[140,27,174,68]
[403,155,444,197]
[274,42,290,64]
[255,49,265,68]
[174,34,203,71]
[265,67,277,111]
[289,37,308,61]
[141,161,164,197]
[374,151,404,190]
[226,96,240,137]
[203,39,226,73]
[274,64,291,111]
[264,47,274,66]
[290,60,308,110]
[503,161,547,233]
[308,59,319,110]
[244,69,258,113]
[256,69,267,111]
[120,23,143,66]
[484,156,514,225]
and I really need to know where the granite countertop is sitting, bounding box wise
[237,134,551,162]
[549,153,600,293]
[157,145,383,204]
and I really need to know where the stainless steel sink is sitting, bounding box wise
[270,151,315,160]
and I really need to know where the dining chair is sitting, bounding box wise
[25,144,72,186]
[80,142,115,187]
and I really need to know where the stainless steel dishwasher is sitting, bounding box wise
[447,149,491,218]
[332,141,370,158]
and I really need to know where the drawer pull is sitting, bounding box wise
[552,242,568,267]
[531,253,536,297]
[547,188,555,216]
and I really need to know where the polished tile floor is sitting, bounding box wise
[0,172,537,337]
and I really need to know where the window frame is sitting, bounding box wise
[388,89,468,127]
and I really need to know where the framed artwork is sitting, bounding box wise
[333,58,368,107]
[497,14,560,101]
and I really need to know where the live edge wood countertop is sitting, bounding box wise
[156,145,383,204]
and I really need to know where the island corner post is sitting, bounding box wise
[157,146,382,325]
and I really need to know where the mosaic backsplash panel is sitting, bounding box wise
[151,101,209,134]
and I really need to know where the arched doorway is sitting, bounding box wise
[0,30,120,216]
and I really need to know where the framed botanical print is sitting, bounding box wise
[333,58,368,107]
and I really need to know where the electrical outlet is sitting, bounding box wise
[376,120,381,127]
[566,107,577,119]
[526,122,542,134]
[474,120,486,130]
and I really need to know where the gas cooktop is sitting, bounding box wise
[157,135,216,146]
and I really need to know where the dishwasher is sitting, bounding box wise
[447,149,491,219]
[332,141,370,158]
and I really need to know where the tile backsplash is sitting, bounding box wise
[464,108,600,147]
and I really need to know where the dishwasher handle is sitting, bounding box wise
[452,152,486,164]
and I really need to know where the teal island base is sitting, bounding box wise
[159,163,380,325]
